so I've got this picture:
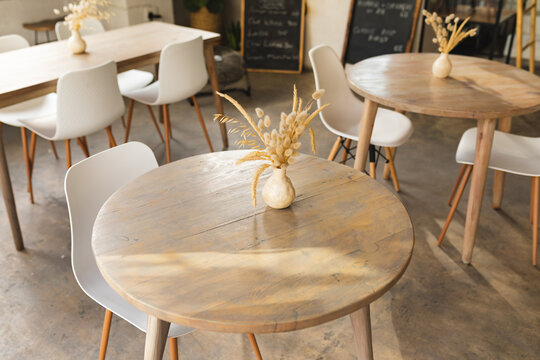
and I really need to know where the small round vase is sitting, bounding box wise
[432,53,452,78]
[68,29,86,55]
[262,167,296,209]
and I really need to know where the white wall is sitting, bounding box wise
[0,0,175,45]
[0,0,66,44]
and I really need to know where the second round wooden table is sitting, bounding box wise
[347,53,540,264]
[92,151,414,359]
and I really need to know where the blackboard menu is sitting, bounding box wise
[242,0,306,73]
[345,0,421,64]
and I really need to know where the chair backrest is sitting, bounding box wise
[308,45,364,135]
[55,18,106,40]
[0,34,29,53]
[65,142,159,294]
[156,36,208,104]
[54,61,124,140]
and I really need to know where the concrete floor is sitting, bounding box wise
[0,70,539,359]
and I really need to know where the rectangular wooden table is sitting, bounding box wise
[0,21,229,251]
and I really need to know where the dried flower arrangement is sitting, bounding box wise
[54,0,111,31]
[423,10,478,54]
[214,86,328,207]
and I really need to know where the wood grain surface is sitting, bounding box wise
[347,53,540,119]
[92,151,414,334]
[0,22,220,108]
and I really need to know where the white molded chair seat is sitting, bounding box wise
[0,93,57,128]
[55,20,154,96]
[19,61,124,142]
[123,36,214,162]
[116,70,154,95]
[122,81,160,105]
[0,34,59,203]
[440,127,540,265]
[325,103,413,147]
[457,127,540,177]
[65,142,192,358]
[308,44,413,191]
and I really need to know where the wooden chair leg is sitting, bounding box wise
[369,145,376,179]
[49,141,59,159]
[163,104,171,163]
[76,137,90,157]
[384,147,400,192]
[20,128,34,204]
[192,96,214,152]
[247,333,263,360]
[147,105,165,143]
[65,139,72,169]
[532,177,539,266]
[99,309,113,360]
[341,138,351,165]
[383,147,396,180]
[106,126,117,148]
[124,99,135,143]
[29,131,36,174]
[438,165,473,246]
[448,164,467,206]
[328,136,341,161]
[169,337,178,360]
[531,177,535,224]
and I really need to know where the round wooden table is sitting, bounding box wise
[92,151,414,360]
[347,53,540,264]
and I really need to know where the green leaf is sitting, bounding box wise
[183,0,209,12]
[206,0,224,13]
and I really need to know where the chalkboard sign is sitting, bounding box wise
[241,0,306,73]
[344,0,422,64]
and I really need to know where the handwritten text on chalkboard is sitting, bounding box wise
[345,0,419,63]
[243,0,305,72]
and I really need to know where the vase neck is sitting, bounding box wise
[273,167,287,178]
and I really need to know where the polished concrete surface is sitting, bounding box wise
[0,70,539,359]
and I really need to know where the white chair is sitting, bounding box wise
[439,128,540,265]
[19,61,124,170]
[64,142,193,359]
[123,36,214,163]
[0,34,59,203]
[308,45,414,191]
[55,19,155,102]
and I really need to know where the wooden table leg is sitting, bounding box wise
[492,117,512,209]
[144,315,170,360]
[462,118,497,264]
[350,305,373,360]
[353,99,379,172]
[0,125,24,251]
[204,42,228,150]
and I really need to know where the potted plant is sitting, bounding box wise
[184,0,224,33]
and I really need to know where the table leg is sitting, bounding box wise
[0,125,24,251]
[204,42,228,150]
[144,315,170,360]
[492,117,512,209]
[350,305,373,360]
[353,99,379,172]
[462,118,497,264]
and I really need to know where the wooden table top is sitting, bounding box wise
[92,151,414,334]
[347,53,540,119]
[22,17,64,32]
[0,21,220,108]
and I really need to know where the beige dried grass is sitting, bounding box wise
[214,85,329,207]
[423,10,477,53]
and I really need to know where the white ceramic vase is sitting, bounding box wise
[262,167,295,209]
[432,53,452,78]
[68,29,87,55]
